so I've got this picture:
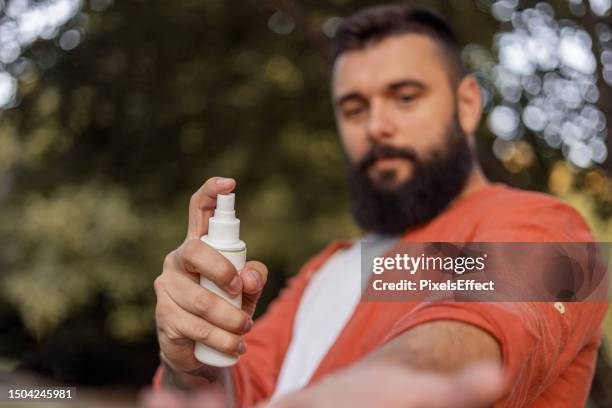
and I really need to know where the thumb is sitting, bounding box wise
[241,260,268,317]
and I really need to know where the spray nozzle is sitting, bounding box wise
[216,194,235,212]
[207,193,240,243]
[213,193,236,220]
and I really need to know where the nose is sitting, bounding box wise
[366,98,396,143]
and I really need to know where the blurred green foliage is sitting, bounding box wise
[0,0,359,383]
[0,2,610,403]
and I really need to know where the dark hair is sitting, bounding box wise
[331,4,466,82]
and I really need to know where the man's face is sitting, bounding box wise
[332,33,475,234]
[332,33,459,188]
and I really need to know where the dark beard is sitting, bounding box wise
[346,118,473,235]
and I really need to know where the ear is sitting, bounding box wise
[456,75,483,135]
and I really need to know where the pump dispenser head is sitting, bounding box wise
[216,194,235,215]
[207,193,240,244]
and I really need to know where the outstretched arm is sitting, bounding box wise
[363,320,501,372]
[266,320,503,408]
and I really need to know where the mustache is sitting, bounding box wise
[356,144,418,172]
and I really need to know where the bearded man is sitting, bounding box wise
[149,5,607,407]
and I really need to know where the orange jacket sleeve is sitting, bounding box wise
[380,199,608,407]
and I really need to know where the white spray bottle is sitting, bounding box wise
[194,193,246,367]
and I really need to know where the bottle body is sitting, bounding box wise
[194,236,246,367]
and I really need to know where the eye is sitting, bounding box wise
[341,103,367,119]
[344,107,365,117]
[397,93,417,103]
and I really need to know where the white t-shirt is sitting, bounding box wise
[270,234,399,401]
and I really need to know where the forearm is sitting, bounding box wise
[160,359,237,407]
[160,353,234,407]
[160,359,224,389]
[362,320,501,373]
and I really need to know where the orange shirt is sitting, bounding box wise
[153,183,608,407]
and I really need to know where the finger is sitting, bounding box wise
[240,260,268,317]
[418,363,504,408]
[446,363,504,408]
[139,388,187,408]
[155,299,207,373]
[186,387,227,408]
[241,261,269,295]
[162,269,252,334]
[186,177,236,240]
[157,323,246,373]
[177,238,243,295]
[162,250,199,285]
[157,300,245,371]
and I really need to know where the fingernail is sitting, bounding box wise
[245,269,260,288]
[229,275,242,294]
[215,177,233,187]
[237,340,247,354]
[243,318,254,333]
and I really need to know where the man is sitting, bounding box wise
[149,4,607,407]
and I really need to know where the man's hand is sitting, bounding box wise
[153,176,268,388]
[265,362,504,408]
